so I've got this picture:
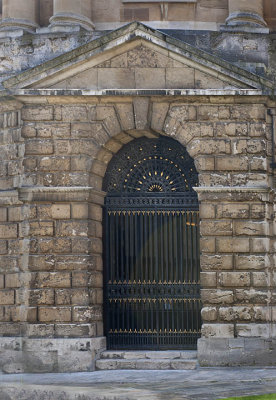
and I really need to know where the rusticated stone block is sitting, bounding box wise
[8,207,22,222]
[249,122,266,137]
[198,105,219,121]
[55,323,96,338]
[88,221,102,238]
[200,220,232,236]
[29,289,55,306]
[201,307,217,321]
[88,205,102,222]
[55,289,71,305]
[37,205,52,219]
[56,221,88,237]
[216,156,248,171]
[40,156,70,171]
[254,307,269,322]
[167,105,197,123]
[72,306,102,322]
[22,124,36,138]
[200,237,215,253]
[230,105,266,121]
[216,122,248,136]
[116,103,135,131]
[88,271,102,288]
[235,255,269,270]
[235,289,268,304]
[72,238,90,254]
[29,255,55,271]
[0,224,17,239]
[22,106,54,121]
[39,238,71,254]
[219,272,250,288]
[219,306,252,322]
[9,306,37,323]
[55,289,90,306]
[32,272,71,288]
[5,274,20,288]
[0,290,14,305]
[0,275,4,289]
[72,272,88,288]
[71,204,88,219]
[236,323,269,338]
[201,289,234,305]
[71,155,93,172]
[61,106,89,122]
[89,289,103,305]
[252,272,269,287]
[216,237,250,253]
[216,203,249,219]
[187,139,231,157]
[199,204,215,219]
[51,204,70,219]
[233,221,268,236]
[201,254,233,271]
[200,272,217,287]
[202,323,234,338]
[26,324,55,338]
[38,307,71,322]
[194,156,215,171]
[252,157,267,171]
[90,238,102,254]
[0,256,18,273]
[25,140,53,155]
[251,204,267,219]
[251,238,270,252]
[29,222,54,237]
[0,208,7,222]
[151,102,169,133]
[0,241,7,255]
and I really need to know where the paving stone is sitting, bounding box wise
[1,368,276,400]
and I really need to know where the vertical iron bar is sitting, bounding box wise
[115,211,119,283]
[125,212,129,283]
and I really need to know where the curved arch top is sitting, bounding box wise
[103,136,199,194]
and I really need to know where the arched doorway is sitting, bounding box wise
[103,136,201,350]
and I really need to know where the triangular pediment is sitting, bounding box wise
[2,22,273,91]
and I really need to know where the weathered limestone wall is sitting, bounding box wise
[0,95,274,372]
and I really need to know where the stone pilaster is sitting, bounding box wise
[0,0,38,37]
[221,0,268,33]
[48,0,95,32]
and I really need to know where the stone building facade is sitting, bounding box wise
[0,0,275,373]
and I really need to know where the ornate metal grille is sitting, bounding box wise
[103,137,201,350]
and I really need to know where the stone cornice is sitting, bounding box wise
[1,89,273,99]
[18,186,106,204]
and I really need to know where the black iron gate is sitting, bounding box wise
[103,137,201,350]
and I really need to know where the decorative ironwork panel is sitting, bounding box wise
[103,136,198,193]
[103,137,201,350]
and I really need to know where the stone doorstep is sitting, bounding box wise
[96,358,197,370]
[96,350,198,370]
[100,350,197,360]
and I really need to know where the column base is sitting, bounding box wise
[49,12,95,32]
[0,18,38,36]
[220,11,269,34]
[198,338,276,367]
[0,337,106,373]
